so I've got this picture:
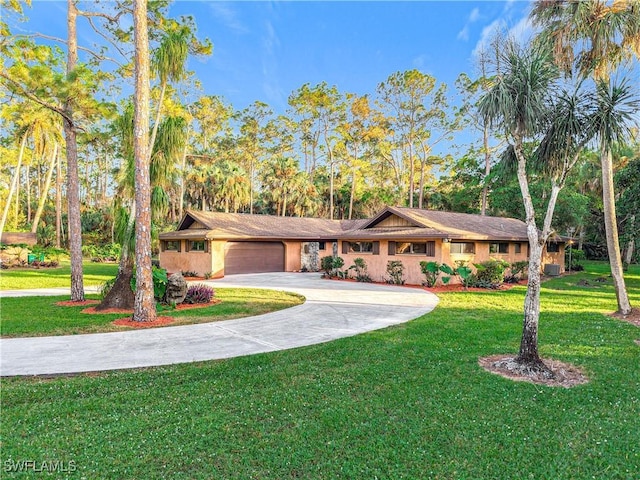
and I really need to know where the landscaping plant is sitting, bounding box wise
[320,255,344,279]
[348,258,372,282]
[386,260,405,285]
[183,284,215,304]
[419,261,441,287]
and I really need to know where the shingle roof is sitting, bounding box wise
[387,206,529,241]
[160,210,353,240]
[160,206,530,242]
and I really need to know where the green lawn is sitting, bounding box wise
[2,263,639,479]
[0,261,119,290]
[0,288,304,337]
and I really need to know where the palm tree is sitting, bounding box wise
[591,79,639,313]
[531,0,640,314]
[478,41,594,372]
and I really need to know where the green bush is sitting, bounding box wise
[505,261,529,283]
[321,256,344,278]
[419,261,441,287]
[348,257,372,282]
[565,247,585,271]
[472,259,510,287]
[386,260,405,285]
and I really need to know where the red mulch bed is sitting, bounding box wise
[55,300,100,307]
[80,299,221,315]
[326,276,527,292]
[112,316,179,328]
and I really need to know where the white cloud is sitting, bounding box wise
[457,7,481,42]
[261,20,285,110]
[471,13,536,58]
[413,54,428,69]
[208,2,249,34]
[469,7,481,23]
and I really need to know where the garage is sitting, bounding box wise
[224,241,285,274]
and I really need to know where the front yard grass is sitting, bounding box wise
[1,263,639,479]
[0,260,118,290]
[0,288,304,337]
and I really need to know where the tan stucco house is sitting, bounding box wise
[159,206,566,285]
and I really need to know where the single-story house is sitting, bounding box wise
[159,206,566,285]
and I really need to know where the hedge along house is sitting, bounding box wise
[159,206,567,284]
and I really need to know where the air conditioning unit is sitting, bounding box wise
[544,264,561,276]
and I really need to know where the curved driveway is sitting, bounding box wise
[0,273,438,377]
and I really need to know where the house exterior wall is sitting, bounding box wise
[338,239,531,285]
[543,244,565,274]
[283,241,303,272]
[159,239,215,277]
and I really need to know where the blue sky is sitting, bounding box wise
[19,1,535,115]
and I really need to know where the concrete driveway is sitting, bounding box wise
[0,273,439,376]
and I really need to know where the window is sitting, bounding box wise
[318,241,326,250]
[395,242,435,256]
[546,242,560,253]
[450,242,475,254]
[164,240,180,252]
[489,242,509,254]
[514,243,522,254]
[349,241,373,253]
[189,240,206,252]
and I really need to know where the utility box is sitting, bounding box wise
[544,264,561,276]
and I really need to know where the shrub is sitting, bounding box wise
[181,270,199,278]
[505,261,529,283]
[386,260,405,285]
[184,284,215,304]
[472,259,510,287]
[348,257,372,282]
[565,247,585,272]
[82,243,120,263]
[320,256,344,278]
[419,261,441,287]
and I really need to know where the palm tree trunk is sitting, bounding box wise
[513,138,553,373]
[601,145,632,314]
[31,143,58,233]
[0,133,27,239]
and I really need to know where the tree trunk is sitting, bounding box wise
[624,215,635,265]
[348,167,356,220]
[0,133,27,238]
[132,0,156,322]
[55,150,62,247]
[94,256,135,311]
[480,124,491,215]
[26,163,31,223]
[178,140,188,220]
[512,137,552,374]
[329,159,334,220]
[600,144,632,314]
[65,0,84,302]
[31,143,58,233]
